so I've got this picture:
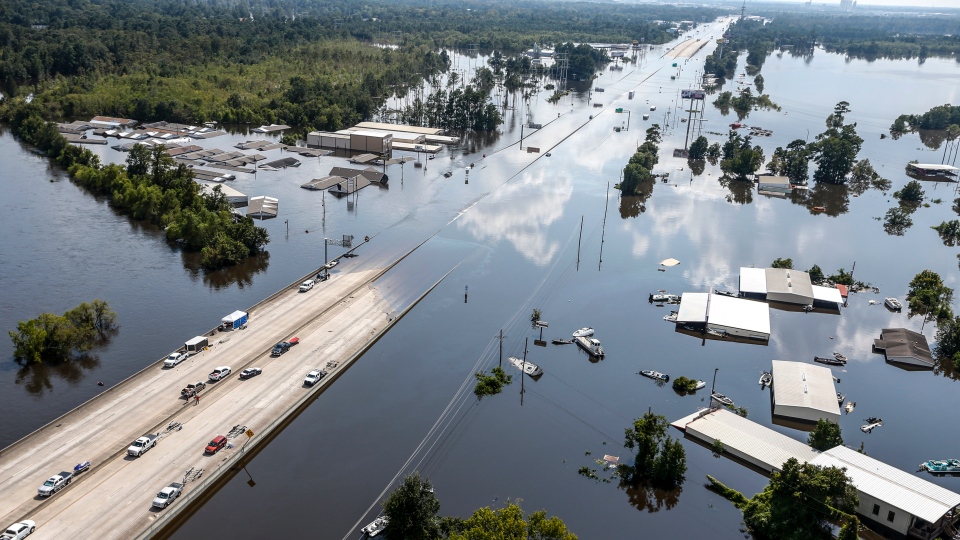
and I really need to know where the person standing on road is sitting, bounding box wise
[195,393,200,406]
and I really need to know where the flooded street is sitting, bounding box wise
[3,18,960,538]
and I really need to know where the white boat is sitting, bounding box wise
[836,392,845,405]
[711,393,734,407]
[693,380,706,390]
[844,401,856,413]
[861,417,883,433]
[884,297,902,311]
[649,291,680,303]
[575,336,605,357]
[508,356,543,377]
[663,311,678,322]
[572,327,594,338]
[639,370,669,382]
[759,371,772,387]
[361,516,388,537]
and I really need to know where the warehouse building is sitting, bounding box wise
[873,328,934,368]
[674,292,770,341]
[770,360,840,425]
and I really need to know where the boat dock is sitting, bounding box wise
[0,248,430,539]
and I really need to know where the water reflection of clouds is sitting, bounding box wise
[456,167,572,265]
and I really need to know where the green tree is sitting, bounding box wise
[894,180,925,204]
[448,502,577,540]
[809,122,863,184]
[382,473,440,540]
[9,300,118,364]
[720,132,765,180]
[754,74,765,93]
[808,264,825,283]
[771,258,793,269]
[906,270,954,324]
[935,316,960,368]
[741,458,858,540]
[883,207,914,236]
[623,411,687,489]
[474,367,512,398]
[807,419,843,451]
[688,136,709,160]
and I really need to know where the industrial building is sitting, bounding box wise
[673,409,960,539]
[906,163,959,180]
[770,360,840,425]
[199,183,247,207]
[675,292,770,341]
[739,267,843,309]
[810,446,960,539]
[307,130,393,154]
[873,328,935,368]
[757,175,792,194]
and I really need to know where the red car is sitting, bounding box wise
[204,435,227,454]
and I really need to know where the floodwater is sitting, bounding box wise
[2,17,960,538]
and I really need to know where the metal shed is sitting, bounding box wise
[770,360,840,424]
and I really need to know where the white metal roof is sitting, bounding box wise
[673,408,818,473]
[908,163,959,172]
[811,446,960,523]
[758,176,791,186]
[771,360,839,416]
[199,183,246,200]
[676,292,709,323]
[739,267,767,295]
[708,294,770,335]
[812,285,843,305]
[354,121,444,136]
[185,336,207,346]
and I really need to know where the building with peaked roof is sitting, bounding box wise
[770,360,840,424]
[811,446,960,539]
[873,328,934,368]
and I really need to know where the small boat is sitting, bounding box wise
[814,356,845,366]
[861,417,883,433]
[759,371,772,387]
[572,327,594,338]
[920,459,960,475]
[713,289,736,297]
[551,338,573,345]
[884,297,903,311]
[833,352,847,362]
[663,311,678,322]
[649,292,680,303]
[711,393,734,407]
[639,370,670,382]
[74,461,91,474]
[693,380,706,390]
[361,516,389,537]
[811,206,826,213]
[323,260,339,270]
[844,401,856,413]
[705,329,727,338]
[575,336,605,357]
[836,392,845,405]
[508,356,543,377]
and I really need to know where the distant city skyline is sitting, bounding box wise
[753,0,960,7]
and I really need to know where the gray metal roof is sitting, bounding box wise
[672,408,818,473]
[771,360,839,417]
[811,446,960,523]
[765,268,813,302]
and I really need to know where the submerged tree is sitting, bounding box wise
[807,419,843,451]
[382,473,441,540]
[622,412,687,489]
[809,102,863,184]
[906,270,954,324]
[720,131,764,180]
[9,300,118,364]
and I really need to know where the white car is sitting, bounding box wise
[2,520,36,540]
[163,351,188,368]
[152,483,184,509]
[299,279,315,292]
[208,366,232,381]
[303,369,326,386]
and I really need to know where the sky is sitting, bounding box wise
[755,0,960,7]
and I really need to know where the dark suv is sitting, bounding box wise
[271,342,290,356]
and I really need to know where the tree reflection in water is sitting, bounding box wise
[688,159,706,177]
[619,477,682,513]
[718,176,753,205]
[181,252,271,290]
[619,177,656,219]
[16,354,101,396]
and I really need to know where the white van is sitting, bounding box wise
[299,279,315,292]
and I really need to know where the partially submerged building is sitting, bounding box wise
[906,163,959,181]
[739,267,843,310]
[873,328,935,369]
[770,360,840,425]
[675,292,770,341]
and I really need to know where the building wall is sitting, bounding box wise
[855,491,913,536]
[772,403,839,424]
[709,323,769,341]
[766,291,813,305]
[887,354,931,367]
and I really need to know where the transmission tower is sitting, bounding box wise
[554,53,569,91]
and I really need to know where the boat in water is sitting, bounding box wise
[837,392,845,405]
[884,297,903,311]
[639,370,670,382]
[551,338,573,345]
[814,356,846,366]
[759,371,772,387]
[833,352,847,362]
[711,393,734,407]
[920,459,960,475]
[693,380,706,390]
[575,336,605,357]
[649,291,681,303]
[861,417,883,433]
[844,401,856,413]
[572,327,594,338]
[361,516,388,537]
[713,289,736,297]
[663,311,678,322]
[508,356,543,377]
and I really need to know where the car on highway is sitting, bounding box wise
[2,520,36,540]
[204,435,228,454]
[304,369,327,386]
[152,482,184,509]
[163,351,188,368]
[208,366,232,381]
[181,381,206,397]
[127,434,158,457]
[37,472,72,497]
[270,337,299,357]
[239,367,262,380]
[298,279,315,292]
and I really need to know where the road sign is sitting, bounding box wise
[245,429,254,438]
[615,108,623,113]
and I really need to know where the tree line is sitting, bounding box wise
[10,300,117,364]
[3,105,270,270]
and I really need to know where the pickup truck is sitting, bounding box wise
[38,472,73,497]
[270,337,300,357]
[181,381,206,397]
[152,482,184,509]
[163,351,188,368]
[1,520,35,540]
[127,434,158,457]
